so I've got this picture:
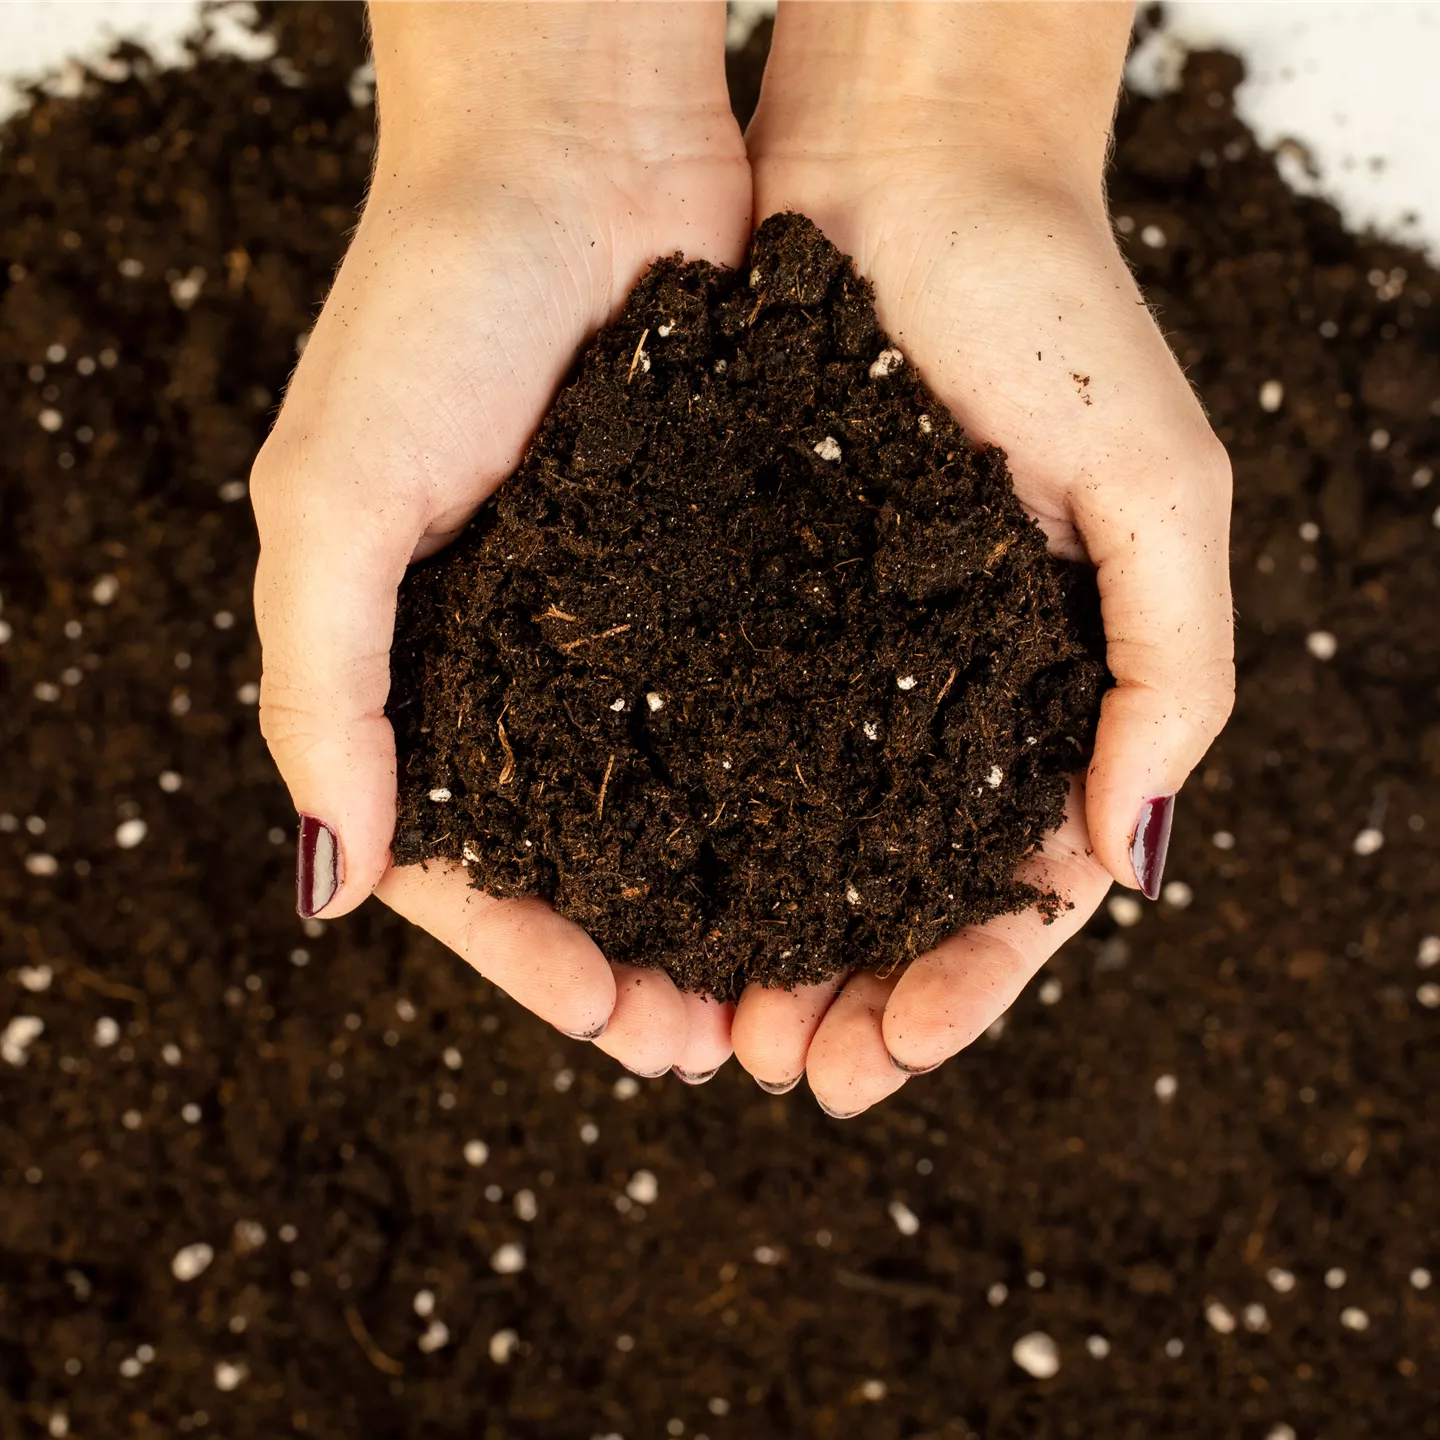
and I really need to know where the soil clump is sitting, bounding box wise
[389,214,1108,999]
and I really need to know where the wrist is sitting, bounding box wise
[370,1,738,179]
[749,1,1132,203]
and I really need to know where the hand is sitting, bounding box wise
[251,2,748,1080]
[733,1,1235,1114]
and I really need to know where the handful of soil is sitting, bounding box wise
[389,214,1108,999]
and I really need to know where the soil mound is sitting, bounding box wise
[389,214,1108,998]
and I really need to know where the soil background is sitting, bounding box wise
[2,7,1438,1439]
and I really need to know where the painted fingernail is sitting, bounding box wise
[672,1065,719,1085]
[560,1020,608,1041]
[755,1076,801,1095]
[888,1053,941,1076]
[1130,794,1176,901]
[816,1098,861,1120]
[296,814,339,919]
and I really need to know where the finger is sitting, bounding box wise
[731,975,847,1093]
[375,859,616,1038]
[593,964,689,1078]
[252,443,427,919]
[804,970,908,1118]
[881,781,1110,1072]
[671,992,736,1085]
[1073,441,1235,898]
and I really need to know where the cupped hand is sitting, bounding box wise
[735,3,1235,1114]
[250,3,747,1079]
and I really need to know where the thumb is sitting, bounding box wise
[251,450,426,919]
[1075,445,1235,899]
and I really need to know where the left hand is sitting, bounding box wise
[732,1,1235,1115]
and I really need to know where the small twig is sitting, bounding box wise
[794,763,808,790]
[983,537,1016,571]
[626,327,650,384]
[834,1268,963,1310]
[1243,1192,1279,1265]
[344,1306,404,1376]
[707,800,728,828]
[537,604,578,623]
[596,753,616,823]
[558,623,631,656]
[72,966,148,1014]
[496,717,516,787]
[934,667,958,708]
[873,950,910,980]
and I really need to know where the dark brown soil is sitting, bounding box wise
[388,215,1107,1000]
[2,9,1438,1440]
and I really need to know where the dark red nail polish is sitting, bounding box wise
[1130,794,1175,901]
[756,1076,800,1095]
[296,814,339,919]
[889,1053,941,1076]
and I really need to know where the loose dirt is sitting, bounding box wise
[1,10,1436,1438]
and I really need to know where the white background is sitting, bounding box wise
[2,0,1439,255]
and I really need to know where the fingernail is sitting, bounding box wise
[1130,794,1176,901]
[816,1098,861,1120]
[627,1065,671,1079]
[755,1075,801,1095]
[560,1020,608,1041]
[672,1065,719,1086]
[888,1053,941,1076]
[296,814,339,919]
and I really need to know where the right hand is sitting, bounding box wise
[730,1,1234,1113]
[250,1,749,1079]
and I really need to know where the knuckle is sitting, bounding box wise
[1176,655,1236,749]
[1201,657,1238,733]
[247,435,295,526]
[256,690,322,760]
[1196,434,1234,492]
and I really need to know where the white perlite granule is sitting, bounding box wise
[868,347,904,380]
[1108,895,1143,928]
[171,1243,215,1282]
[625,1170,659,1205]
[1011,1331,1060,1379]
[888,1200,920,1236]
[491,1242,526,1275]
[214,1361,248,1391]
[2,1016,45,1066]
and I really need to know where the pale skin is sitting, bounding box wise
[251,2,1234,1114]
